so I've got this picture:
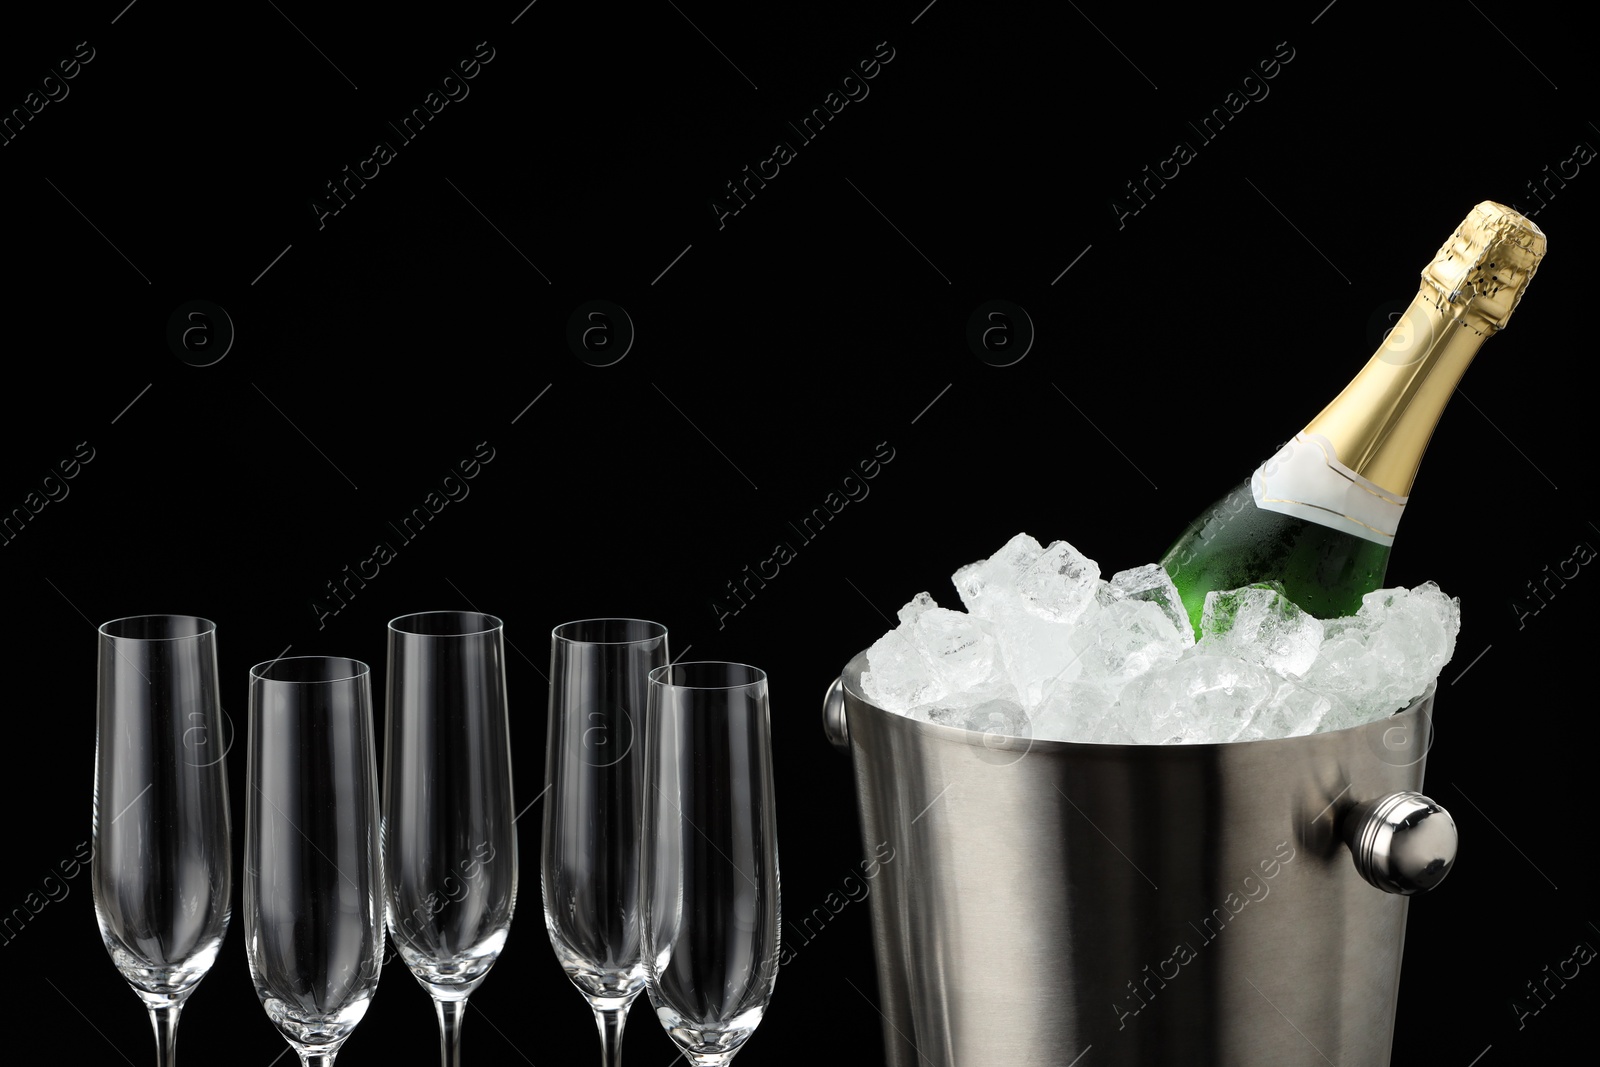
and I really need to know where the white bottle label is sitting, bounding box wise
[1251,432,1407,544]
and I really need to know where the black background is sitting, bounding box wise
[3,2,1596,1064]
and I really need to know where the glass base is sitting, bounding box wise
[260,992,373,1049]
[396,929,508,1000]
[404,957,499,1001]
[656,1003,765,1065]
[549,938,648,1001]
[104,935,224,999]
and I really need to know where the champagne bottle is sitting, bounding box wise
[1160,201,1546,632]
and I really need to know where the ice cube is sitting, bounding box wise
[1301,583,1459,724]
[912,608,1011,701]
[993,609,1089,707]
[953,534,1099,624]
[1200,583,1324,677]
[1239,680,1334,740]
[1117,654,1275,744]
[1030,678,1125,743]
[951,532,1044,617]
[950,536,1103,705]
[1050,598,1185,693]
[1311,690,1369,734]
[897,591,939,627]
[861,592,957,712]
[1086,708,1138,745]
[861,614,944,714]
[1015,539,1101,623]
[926,695,1029,737]
[1359,582,1459,707]
[1102,564,1195,647]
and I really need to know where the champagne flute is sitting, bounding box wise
[542,619,669,1067]
[245,656,384,1067]
[641,662,780,1067]
[93,615,232,1067]
[384,611,519,1067]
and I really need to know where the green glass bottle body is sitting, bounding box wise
[1157,200,1545,633]
[1160,480,1391,633]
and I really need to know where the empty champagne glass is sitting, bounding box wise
[543,619,669,1067]
[245,656,384,1067]
[93,615,232,1067]
[642,662,780,1067]
[384,611,519,1067]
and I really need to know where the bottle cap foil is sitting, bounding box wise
[1421,200,1546,332]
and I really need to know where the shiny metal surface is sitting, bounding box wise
[1343,790,1457,895]
[822,676,850,749]
[832,650,1448,1067]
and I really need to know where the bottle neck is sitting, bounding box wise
[1301,199,1545,497]
[1301,284,1490,497]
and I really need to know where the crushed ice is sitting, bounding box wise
[860,533,1458,744]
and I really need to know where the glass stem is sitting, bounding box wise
[296,1053,337,1067]
[146,1003,182,1067]
[593,1003,629,1067]
[435,998,468,1067]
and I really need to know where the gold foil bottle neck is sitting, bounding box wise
[1421,200,1546,334]
[1301,200,1547,496]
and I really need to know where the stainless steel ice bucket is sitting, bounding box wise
[822,650,1457,1067]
